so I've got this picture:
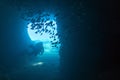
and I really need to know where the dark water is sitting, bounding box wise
[0,0,120,80]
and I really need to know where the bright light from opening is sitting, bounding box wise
[27,13,61,54]
[27,20,57,42]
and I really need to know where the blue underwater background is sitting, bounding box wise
[0,0,120,80]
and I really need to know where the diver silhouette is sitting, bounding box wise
[30,42,44,56]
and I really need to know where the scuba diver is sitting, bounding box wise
[30,42,44,56]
